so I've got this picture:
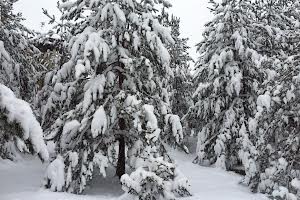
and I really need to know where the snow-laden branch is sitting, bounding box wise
[0,84,49,161]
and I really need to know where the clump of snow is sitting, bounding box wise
[142,105,158,130]
[142,105,161,142]
[291,178,300,190]
[165,114,183,143]
[91,106,108,138]
[59,0,77,10]
[293,72,300,83]
[132,31,140,51]
[123,0,135,9]
[69,152,79,168]
[257,93,271,112]
[286,88,295,102]
[121,167,172,199]
[248,118,257,135]
[44,155,65,192]
[62,120,81,136]
[0,41,11,61]
[61,120,81,150]
[278,157,288,170]
[230,72,242,96]
[215,154,226,169]
[83,30,110,62]
[124,94,141,113]
[106,71,116,87]
[113,4,126,23]
[272,186,297,200]
[193,82,210,98]
[75,61,86,79]
[265,69,277,81]
[0,84,49,161]
[93,152,109,177]
[83,75,106,112]
[231,31,244,56]
[101,3,111,21]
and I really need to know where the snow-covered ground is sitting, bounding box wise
[0,151,268,200]
[168,149,268,200]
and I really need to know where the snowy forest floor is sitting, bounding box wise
[0,149,268,200]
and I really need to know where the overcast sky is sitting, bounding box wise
[14,0,212,60]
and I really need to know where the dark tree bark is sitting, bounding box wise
[116,61,126,179]
[116,119,126,179]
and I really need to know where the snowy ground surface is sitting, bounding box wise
[0,150,268,200]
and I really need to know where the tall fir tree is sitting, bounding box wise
[190,0,265,189]
[42,0,190,199]
[33,12,72,123]
[248,1,300,199]
[159,10,193,119]
[158,10,193,150]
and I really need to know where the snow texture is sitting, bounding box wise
[0,41,11,62]
[0,84,49,161]
[0,151,268,200]
[165,114,184,143]
[257,93,271,112]
[44,155,65,192]
[91,106,108,138]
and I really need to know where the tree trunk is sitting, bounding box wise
[116,119,126,179]
[116,61,126,179]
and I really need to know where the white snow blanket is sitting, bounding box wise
[0,150,268,200]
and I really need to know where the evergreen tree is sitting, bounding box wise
[42,0,190,199]
[167,16,193,151]
[159,11,193,119]
[248,1,300,198]
[254,57,300,200]
[158,10,193,150]
[0,83,49,161]
[0,0,49,161]
[33,14,72,123]
[0,0,44,102]
[191,0,264,189]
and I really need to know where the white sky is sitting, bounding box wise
[14,0,212,60]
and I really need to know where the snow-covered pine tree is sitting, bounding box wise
[247,1,300,198]
[33,12,72,123]
[191,0,264,187]
[0,0,44,102]
[0,0,49,161]
[33,33,69,124]
[42,0,190,198]
[159,10,193,119]
[158,10,193,150]
[34,6,71,70]
[253,57,300,200]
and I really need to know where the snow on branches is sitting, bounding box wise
[41,0,190,198]
[0,84,49,161]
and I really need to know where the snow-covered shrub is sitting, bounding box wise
[122,140,190,200]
